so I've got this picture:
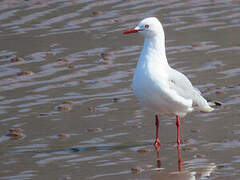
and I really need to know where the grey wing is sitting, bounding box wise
[168,68,212,111]
[168,68,196,100]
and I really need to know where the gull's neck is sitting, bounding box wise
[140,35,169,67]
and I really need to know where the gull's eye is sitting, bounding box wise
[145,24,149,29]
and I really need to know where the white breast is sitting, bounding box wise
[132,55,193,117]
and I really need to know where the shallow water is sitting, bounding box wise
[0,0,240,179]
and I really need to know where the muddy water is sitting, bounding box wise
[0,0,240,179]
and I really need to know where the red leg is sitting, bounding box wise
[177,144,182,171]
[176,115,181,145]
[154,115,161,152]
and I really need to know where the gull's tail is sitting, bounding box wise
[192,90,215,113]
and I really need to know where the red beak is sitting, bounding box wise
[123,28,138,35]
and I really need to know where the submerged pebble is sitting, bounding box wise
[217,165,225,169]
[56,58,69,63]
[122,121,142,128]
[56,101,73,112]
[10,56,23,62]
[55,58,70,67]
[131,167,144,174]
[137,147,153,153]
[181,138,196,144]
[6,128,24,139]
[17,71,34,76]
[86,127,102,133]
[215,91,225,95]
[112,98,119,102]
[190,129,200,133]
[183,146,198,152]
[68,64,74,69]
[88,106,96,112]
[194,154,206,158]
[100,52,113,60]
[91,11,101,16]
[230,130,240,135]
[39,113,50,117]
[57,133,69,139]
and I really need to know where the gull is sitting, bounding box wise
[123,17,213,151]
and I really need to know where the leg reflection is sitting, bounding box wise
[154,142,182,170]
[156,150,161,168]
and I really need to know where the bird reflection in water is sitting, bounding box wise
[155,144,182,171]
[153,145,215,180]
